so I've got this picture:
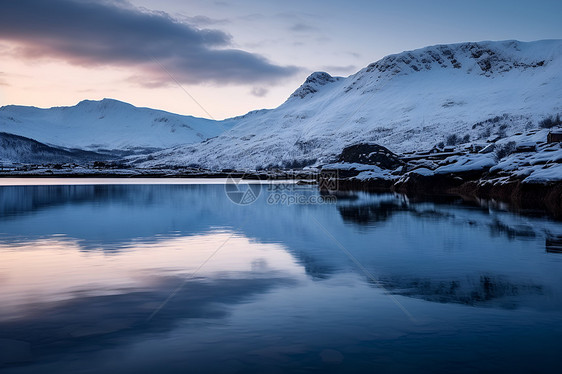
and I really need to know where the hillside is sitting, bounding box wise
[0,132,112,164]
[136,40,562,170]
[0,98,234,155]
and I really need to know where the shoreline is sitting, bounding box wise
[335,174,562,220]
[1,169,561,219]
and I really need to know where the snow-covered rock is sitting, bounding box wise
[489,132,562,183]
[434,154,497,175]
[353,168,395,181]
[290,72,343,99]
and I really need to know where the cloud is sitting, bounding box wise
[236,13,266,22]
[126,74,172,89]
[250,87,268,97]
[0,0,299,85]
[346,51,363,59]
[290,23,317,33]
[315,36,332,43]
[275,11,315,20]
[179,15,230,27]
[243,38,284,49]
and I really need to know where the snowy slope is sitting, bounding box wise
[0,99,234,154]
[0,132,112,164]
[137,40,562,170]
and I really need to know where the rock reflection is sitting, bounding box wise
[338,200,408,225]
[546,235,562,253]
[336,191,559,241]
[2,185,562,316]
[489,219,536,239]
[379,274,543,307]
[2,183,562,373]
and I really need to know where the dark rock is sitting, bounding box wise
[290,72,339,99]
[547,131,562,143]
[337,143,403,169]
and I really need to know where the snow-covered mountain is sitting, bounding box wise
[0,132,111,164]
[0,98,234,155]
[137,40,562,170]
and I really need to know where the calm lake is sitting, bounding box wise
[1,180,562,373]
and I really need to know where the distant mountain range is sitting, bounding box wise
[1,39,561,168]
[0,98,234,162]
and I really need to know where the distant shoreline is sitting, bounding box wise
[1,170,561,220]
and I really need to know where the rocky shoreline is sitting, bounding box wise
[1,165,561,219]
[334,173,562,219]
[321,138,562,219]
[2,130,562,219]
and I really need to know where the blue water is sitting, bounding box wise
[1,181,562,373]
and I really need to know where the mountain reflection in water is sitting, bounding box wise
[1,183,562,373]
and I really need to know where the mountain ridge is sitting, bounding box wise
[1,39,561,169]
[135,39,562,170]
[0,98,234,156]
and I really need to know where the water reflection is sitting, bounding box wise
[0,233,303,318]
[338,199,408,225]
[1,184,562,373]
[0,274,297,365]
[546,235,562,253]
[379,274,544,307]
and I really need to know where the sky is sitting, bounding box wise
[0,0,561,119]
